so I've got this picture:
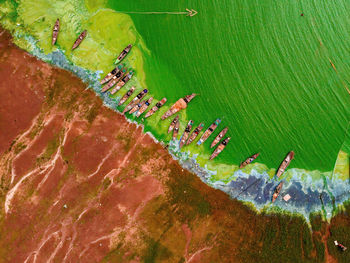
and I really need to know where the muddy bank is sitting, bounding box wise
[0,27,349,263]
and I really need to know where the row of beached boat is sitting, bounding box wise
[52,19,293,203]
[167,116,231,160]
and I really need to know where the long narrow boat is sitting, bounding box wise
[276,151,294,178]
[186,123,204,145]
[101,68,126,93]
[197,119,221,145]
[72,30,87,50]
[161,94,197,120]
[179,120,194,148]
[115,44,132,64]
[52,18,60,45]
[240,153,260,168]
[100,64,123,85]
[172,120,180,141]
[210,127,228,148]
[123,89,148,114]
[135,97,153,117]
[168,115,179,134]
[272,181,284,203]
[210,137,230,160]
[110,71,134,95]
[129,100,145,114]
[118,86,135,106]
[145,98,167,118]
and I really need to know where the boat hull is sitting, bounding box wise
[110,72,133,95]
[115,44,132,64]
[118,87,135,106]
[210,127,228,148]
[276,151,295,178]
[186,123,204,145]
[145,98,167,118]
[210,137,230,160]
[136,97,153,117]
[197,119,221,145]
[272,181,284,203]
[72,30,87,50]
[52,19,60,45]
[239,153,260,168]
[179,120,193,148]
[168,116,179,134]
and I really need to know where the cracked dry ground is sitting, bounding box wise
[1,27,350,263]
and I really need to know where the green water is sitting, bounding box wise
[109,0,349,171]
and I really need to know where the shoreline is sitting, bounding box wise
[24,40,349,220]
[0,0,348,221]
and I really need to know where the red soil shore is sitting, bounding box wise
[0,27,349,263]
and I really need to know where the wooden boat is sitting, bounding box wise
[179,120,194,148]
[110,71,134,95]
[135,97,153,117]
[101,68,126,93]
[115,44,132,64]
[52,18,60,45]
[123,89,148,114]
[276,151,294,178]
[240,153,260,168]
[168,115,179,134]
[172,120,180,141]
[197,119,221,145]
[272,181,284,203]
[161,94,197,120]
[210,127,228,148]
[72,30,87,50]
[100,64,123,85]
[118,86,135,106]
[129,100,145,114]
[210,137,230,160]
[186,123,204,145]
[144,98,167,118]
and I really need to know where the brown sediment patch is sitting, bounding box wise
[0,26,348,263]
[0,28,46,155]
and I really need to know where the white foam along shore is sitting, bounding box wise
[20,33,350,221]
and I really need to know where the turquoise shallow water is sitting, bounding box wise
[109,0,349,171]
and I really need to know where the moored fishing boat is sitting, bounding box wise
[129,100,145,114]
[118,86,135,106]
[123,89,148,114]
[272,181,284,203]
[72,30,87,50]
[110,71,134,95]
[179,120,194,148]
[115,44,132,64]
[135,97,153,117]
[209,137,230,160]
[172,120,180,141]
[210,127,228,148]
[168,115,179,134]
[240,153,260,168]
[276,151,295,178]
[100,64,123,85]
[144,98,167,118]
[186,123,204,145]
[52,18,60,45]
[197,119,221,145]
[101,68,126,93]
[161,94,197,120]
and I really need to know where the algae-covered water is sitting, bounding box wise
[110,0,349,171]
[0,0,349,218]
